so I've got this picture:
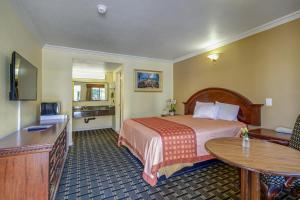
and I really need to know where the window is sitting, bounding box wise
[91,87,106,101]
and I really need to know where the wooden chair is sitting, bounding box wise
[260,114,300,200]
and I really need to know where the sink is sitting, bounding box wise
[25,125,53,132]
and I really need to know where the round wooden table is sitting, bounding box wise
[205,138,300,200]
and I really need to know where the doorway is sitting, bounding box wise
[71,59,123,132]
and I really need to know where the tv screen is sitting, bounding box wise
[9,52,37,101]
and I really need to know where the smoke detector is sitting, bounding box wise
[97,4,107,15]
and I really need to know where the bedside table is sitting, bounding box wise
[248,128,291,146]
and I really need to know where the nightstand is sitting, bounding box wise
[248,128,291,146]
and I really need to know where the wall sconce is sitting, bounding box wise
[207,53,219,62]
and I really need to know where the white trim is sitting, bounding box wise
[43,44,173,64]
[174,10,300,63]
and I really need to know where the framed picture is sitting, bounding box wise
[134,69,163,92]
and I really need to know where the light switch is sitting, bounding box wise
[265,98,272,106]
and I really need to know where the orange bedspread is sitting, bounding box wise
[132,117,197,164]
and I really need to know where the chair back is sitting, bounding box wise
[289,114,300,151]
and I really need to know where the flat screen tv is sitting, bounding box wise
[9,51,37,101]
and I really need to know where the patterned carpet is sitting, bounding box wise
[56,129,300,200]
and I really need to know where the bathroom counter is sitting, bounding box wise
[72,106,115,119]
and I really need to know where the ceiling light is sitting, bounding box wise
[97,4,107,15]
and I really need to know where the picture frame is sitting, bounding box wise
[134,69,163,92]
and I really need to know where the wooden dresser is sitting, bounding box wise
[0,119,69,200]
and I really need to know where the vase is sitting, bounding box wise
[242,136,250,148]
[169,111,175,116]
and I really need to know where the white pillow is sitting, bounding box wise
[216,102,239,121]
[193,101,213,114]
[193,101,219,119]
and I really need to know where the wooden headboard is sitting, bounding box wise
[183,88,263,126]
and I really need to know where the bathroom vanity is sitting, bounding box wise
[72,79,117,131]
[73,105,115,119]
[72,106,115,131]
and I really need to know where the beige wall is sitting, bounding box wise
[42,46,173,144]
[174,19,300,129]
[0,0,42,137]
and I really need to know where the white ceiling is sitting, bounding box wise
[11,0,300,60]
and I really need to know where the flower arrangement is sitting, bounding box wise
[241,127,250,148]
[241,127,249,138]
[167,99,176,115]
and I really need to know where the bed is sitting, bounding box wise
[118,88,263,186]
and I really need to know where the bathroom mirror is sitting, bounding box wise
[73,81,108,101]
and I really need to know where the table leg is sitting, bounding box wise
[240,169,250,200]
[250,171,260,200]
[240,169,261,200]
